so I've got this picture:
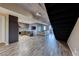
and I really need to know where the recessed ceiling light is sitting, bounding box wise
[36,12,41,16]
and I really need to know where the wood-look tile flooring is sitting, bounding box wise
[0,33,72,56]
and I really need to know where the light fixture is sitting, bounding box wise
[36,12,41,16]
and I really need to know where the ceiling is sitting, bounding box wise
[0,3,50,25]
[16,3,50,24]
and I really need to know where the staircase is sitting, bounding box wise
[45,3,79,43]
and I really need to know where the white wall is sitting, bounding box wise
[0,16,3,43]
[5,15,9,45]
[0,15,6,43]
[68,18,79,56]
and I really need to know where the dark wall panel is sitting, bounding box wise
[9,15,18,43]
[45,3,79,43]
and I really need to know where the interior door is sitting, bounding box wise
[9,15,18,43]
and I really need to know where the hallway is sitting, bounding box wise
[0,32,72,56]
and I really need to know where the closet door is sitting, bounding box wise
[9,15,18,43]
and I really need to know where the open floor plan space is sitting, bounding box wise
[1,3,79,56]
